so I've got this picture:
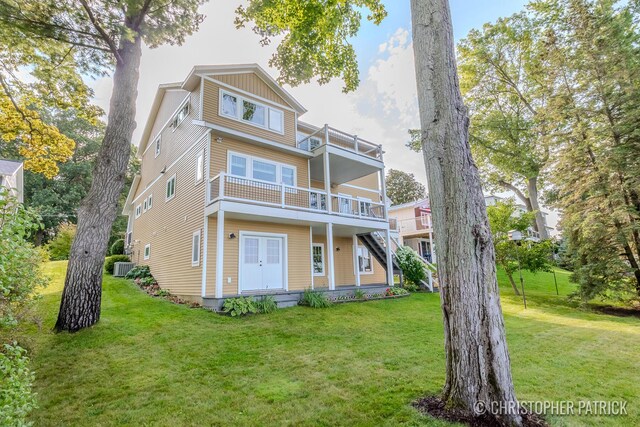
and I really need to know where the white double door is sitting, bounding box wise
[240,234,285,292]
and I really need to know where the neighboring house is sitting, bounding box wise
[388,197,436,263]
[484,194,555,239]
[0,159,24,203]
[123,64,400,308]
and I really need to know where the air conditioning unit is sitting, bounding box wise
[114,262,135,277]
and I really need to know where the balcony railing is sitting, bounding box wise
[297,124,383,160]
[396,216,433,234]
[209,173,386,221]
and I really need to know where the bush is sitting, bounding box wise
[255,295,278,313]
[110,239,125,255]
[125,265,151,280]
[299,289,332,308]
[0,344,37,426]
[46,222,76,260]
[104,255,130,275]
[395,246,427,289]
[353,288,366,300]
[384,287,409,296]
[222,297,257,317]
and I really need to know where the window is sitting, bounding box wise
[166,174,176,201]
[143,199,148,212]
[296,133,323,151]
[420,212,430,227]
[227,152,297,187]
[154,136,161,157]
[219,90,284,133]
[135,204,142,218]
[126,232,132,246]
[196,152,204,183]
[147,194,153,210]
[144,244,151,260]
[171,103,189,129]
[310,193,326,211]
[312,244,325,276]
[357,245,373,274]
[359,198,372,217]
[192,230,201,266]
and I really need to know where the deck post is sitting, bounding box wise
[385,228,394,286]
[353,234,361,287]
[323,141,332,213]
[215,210,225,298]
[326,222,335,290]
[429,230,436,263]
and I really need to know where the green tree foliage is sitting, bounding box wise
[395,246,427,288]
[0,189,48,425]
[46,223,76,261]
[487,200,552,294]
[236,0,386,93]
[385,169,426,206]
[110,239,125,256]
[104,255,130,275]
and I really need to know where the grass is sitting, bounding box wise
[23,261,640,426]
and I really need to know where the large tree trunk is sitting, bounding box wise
[54,36,141,332]
[410,1,521,425]
[527,177,549,240]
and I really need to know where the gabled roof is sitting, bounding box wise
[0,159,23,176]
[122,175,141,215]
[389,197,430,211]
[136,82,183,156]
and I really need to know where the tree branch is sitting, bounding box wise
[497,179,530,208]
[78,0,123,63]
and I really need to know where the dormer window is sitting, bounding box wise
[219,89,284,134]
[171,103,189,129]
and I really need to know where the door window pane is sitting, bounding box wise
[312,244,324,275]
[282,167,295,186]
[358,246,373,273]
[222,93,237,117]
[243,100,266,126]
[230,155,247,177]
[244,238,259,264]
[266,239,280,264]
[253,160,277,182]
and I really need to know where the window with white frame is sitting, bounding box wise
[357,245,373,274]
[147,194,153,210]
[166,174,176,201]
[359,197,372,217]
[312,243,325,276]
[143,198,148,212]
[154,136,161,157]
[135,204,142,218]
[420,212,430,227]
[144,244,151,260]
[227,152,296,187]
[192,230,201,266]
[171,103,189,129]
[220,89,284,133]
[195,151,204,183]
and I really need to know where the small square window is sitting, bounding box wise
[154,136,161,157]
[196,152,204,183]
[230,155,247,177]
[192,230,201,266]
[143,199,148,212]
[147,194,153,210]
[282,167,295,186]
[166,175,176,201]
[135,204,142,218]
[144,244,151,260]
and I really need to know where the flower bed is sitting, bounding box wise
[328,287,411,304]
[126,266,202,309]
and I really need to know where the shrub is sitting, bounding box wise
[110,239,125,255]
[125,265,151,280]
[402,282,420,292]
[222,297,257,317]
[156,289,170,297]
[353,288,366,300]
[385,287,409,297]
[104,255,130,275]
[0,344,37,426]
[395,246,427,289]
[255,295,278,314]
[138,276,156,287]
[299,289,332,308]
[46,222,76,260]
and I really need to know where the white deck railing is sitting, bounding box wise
[297,124,383,160]
[209,173,387,221]
[396,216,433,234]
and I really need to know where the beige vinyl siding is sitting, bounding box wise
[202,79,296,148]
[209,136,308,188]
[216,73,289,107]
[205,218,312,296]
[148,89,190,148]
[138,88,206,189]
[311,234,387,287]
[130,135,207,298]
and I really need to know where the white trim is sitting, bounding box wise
[144,243,151,260]
[340,182,381,196]
[226,150,297,187]
[218,88,285,135]
[199,77,204,121]
[215,210,225,298]
[385,228,394,285]
[309,227,314,290]
[133,130,211,204]
[165,174,176,201]
[312,243,325,276]
[205,76,296,113]
[238,230,288,293]
[195,150,204,184]
[201,218,209,297]
[142,94,191,156]
[192,229,201,267]
[326,223,335,290]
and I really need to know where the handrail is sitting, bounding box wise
[297,124,383,160]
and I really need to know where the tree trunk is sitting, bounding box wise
[527,177,549,240]
[410,1,521,425]
[54,36,141,332]
[506,272,520,296]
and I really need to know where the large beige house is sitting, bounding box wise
[123,64,400,308]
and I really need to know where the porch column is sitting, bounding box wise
[353,234,361,287]
[215,210,225,298]
[326,222,335,290]
[429,230,436,263]
[201,218,209,297]
[379,167,388,219]
[385,228,394,286]
[323,145,332,213]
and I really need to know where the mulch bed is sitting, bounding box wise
[591,305,640,319]
[413,396,548,427]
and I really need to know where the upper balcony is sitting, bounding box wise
[297,124,384,186]
[392,215,433,236]
[207,172,387,223]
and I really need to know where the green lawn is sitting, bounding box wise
[24,261,640,426]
